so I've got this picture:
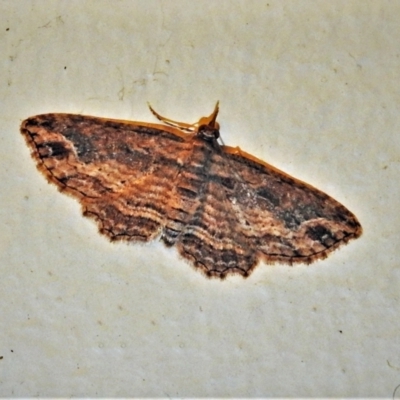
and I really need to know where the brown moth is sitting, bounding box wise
[21,103,362,278]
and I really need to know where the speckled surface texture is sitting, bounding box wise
[1,1,399,397]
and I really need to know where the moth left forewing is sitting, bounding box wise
[21,114,192,191]
[20,113,196,242]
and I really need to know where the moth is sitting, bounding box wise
[21,103,362,278]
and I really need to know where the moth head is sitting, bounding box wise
[195,101,220,141]
[197,124,220,141]
[147,101,221,141]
